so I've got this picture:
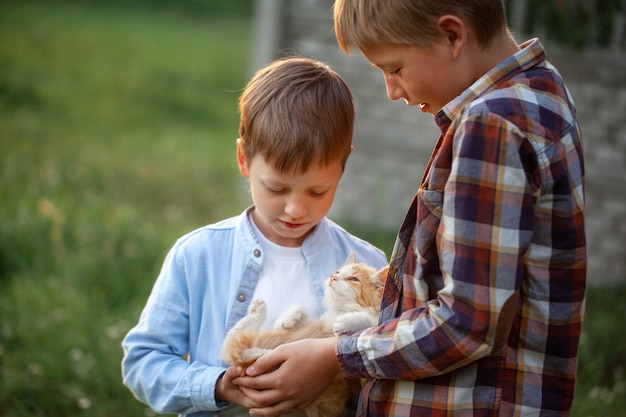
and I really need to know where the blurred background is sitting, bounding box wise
[1,0,624,416]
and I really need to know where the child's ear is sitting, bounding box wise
[236,138,250,178]
[437,15,466,60]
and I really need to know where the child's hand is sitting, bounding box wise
[232,337,339,416]
[216,366,264,408]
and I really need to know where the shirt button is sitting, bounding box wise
[253,249,261,257]
[237,293,246,302]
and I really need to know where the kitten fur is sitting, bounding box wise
[221,253,388,417]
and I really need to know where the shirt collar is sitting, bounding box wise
[435,38,546,131]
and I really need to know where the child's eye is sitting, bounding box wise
[268,187,287,194]
[310,190,327,197]
[390,68,401,76]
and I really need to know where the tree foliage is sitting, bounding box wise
[505,0,624,49]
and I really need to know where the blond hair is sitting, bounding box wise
[238,57,354,174]
[333,0,508,52]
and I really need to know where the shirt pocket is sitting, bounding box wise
[414,188,443,266]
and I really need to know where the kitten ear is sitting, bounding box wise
[373,266,390,299]
[377,266,390,284]
[345,251,357,265]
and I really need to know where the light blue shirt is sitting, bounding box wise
[122,207,387,416]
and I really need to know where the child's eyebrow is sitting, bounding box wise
[261,178,286,187]
[370,60,397,71]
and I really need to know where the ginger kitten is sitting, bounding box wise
[221,254,388,417]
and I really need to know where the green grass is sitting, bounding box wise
[0,2,624,416]
[572,285,626,416]
[0,1,252,415]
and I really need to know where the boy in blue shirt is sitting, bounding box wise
[121,57,387,416]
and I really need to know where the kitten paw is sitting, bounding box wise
[241,347,271,362]
[333,312,374,336]
[231,299,266,332]
[274,305,308,330]
[248,298,266,315]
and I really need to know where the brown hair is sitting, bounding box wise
[333,0,508,53]
[238,57,354,174]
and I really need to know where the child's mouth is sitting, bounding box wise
[281,220,304,229]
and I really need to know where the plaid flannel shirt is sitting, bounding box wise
[337,38,586,416]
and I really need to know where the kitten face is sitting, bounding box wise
[323,263,385,314]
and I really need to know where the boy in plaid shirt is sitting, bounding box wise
[233,1,586,416]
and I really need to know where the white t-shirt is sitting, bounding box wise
[249,215,319,331]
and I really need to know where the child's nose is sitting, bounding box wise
[385,79,405,102]
[285,197,306,219]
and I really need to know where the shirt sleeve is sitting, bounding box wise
[338,112,536,380]
[121,247,230,413]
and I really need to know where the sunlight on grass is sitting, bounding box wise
[1,1,251,415]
